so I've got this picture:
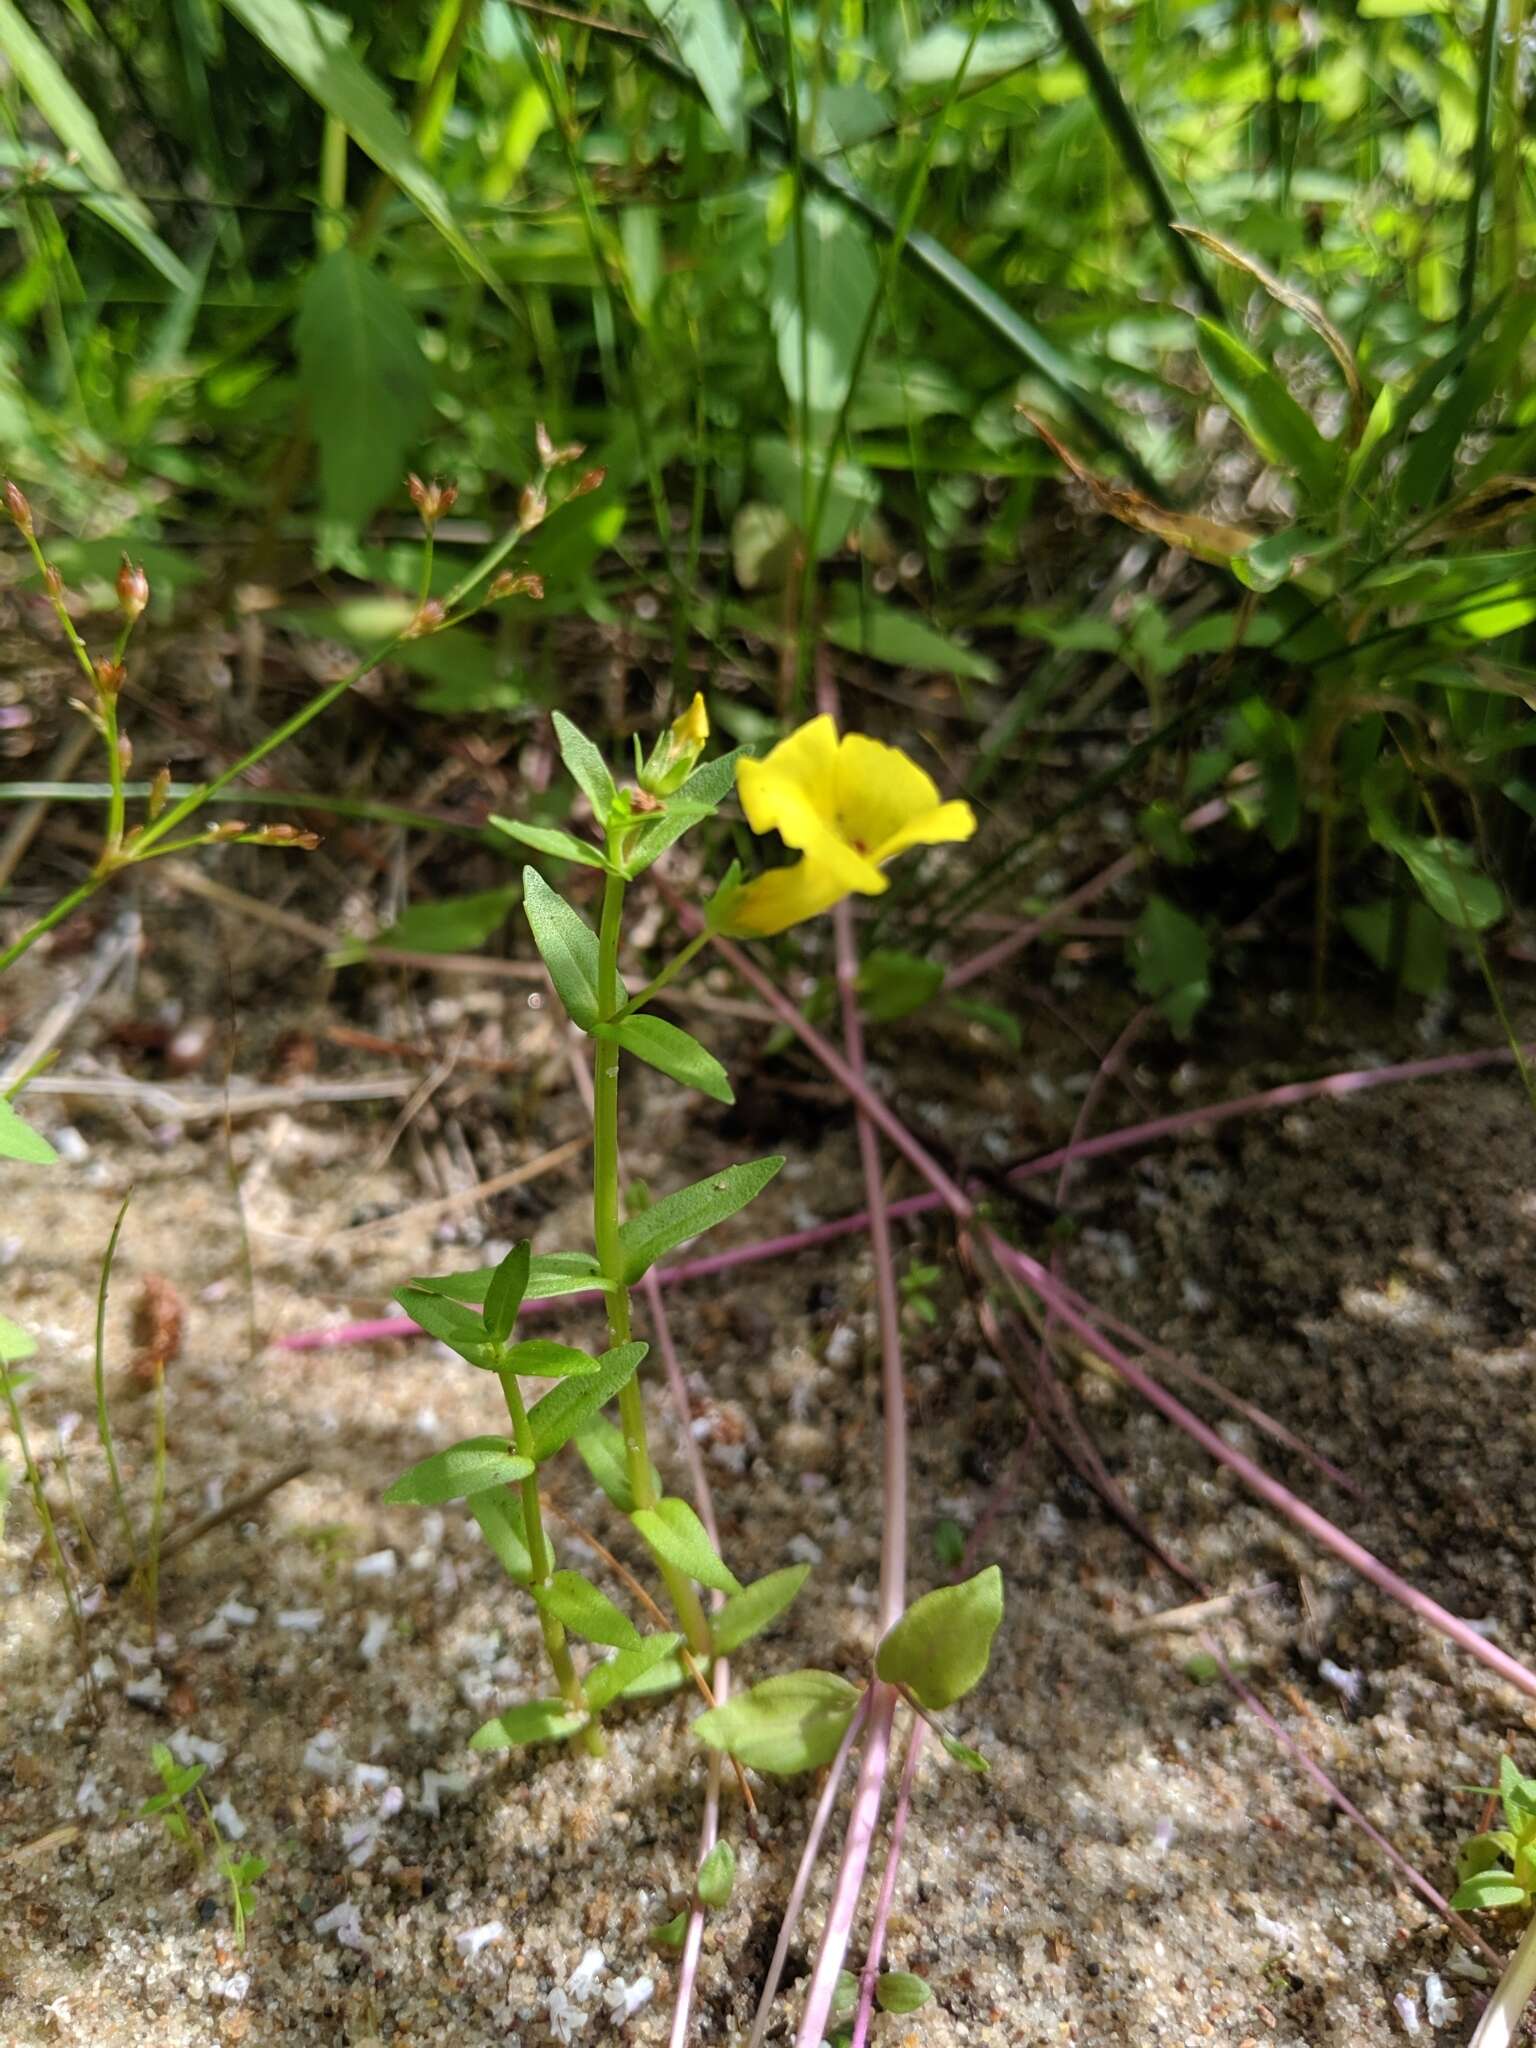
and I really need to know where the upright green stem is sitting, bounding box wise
[498,1368,605,1757]
[95,1191,142,1586]
[594,866,712,1657]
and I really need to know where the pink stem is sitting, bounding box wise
[748,1689,874,2048]
[848,1716,927,2048]
[794,1682,898,2048]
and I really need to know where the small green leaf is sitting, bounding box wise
[831,1971,860,2022]
[0,1313,38,1364]
[396,1286,496,1368]
[651,1910,689,1951]
[489,817,610,869]
[409,1251,603,1306]
[469,1698,589,1750]
[1451,1872,1530,1911]
[616,1157,784,1284]
[528,1343,647,1462]
[1196,320,1336,503]
[674,748,749,809]
[522,868,603,1031]
[1129,897,1211,1038]
[939,1731,990,1773]
[383,1437,533,1507]
[1394,836,1504,931]
[932,1520,966,1569]
[501,1339,600,1380]
[585,1631,683,1710]
[696,1838,736,1909]
[631,1497,742,1596]
[368,885,520,955]
[876,1972,933,2015]
[875,1566,1004,1712]
[551,711,618,823]
[857,950,944,1023]
[470,1489,533,1584]
[710,1565,811,1656]
[0,1097,57,1166]
[574,1414,658,1512]
[617,1649,688,1700]
[692,1669,863,1775]
[598,1015,733,1105]
[483,1240,531,1346]
[532,1571,641,1650]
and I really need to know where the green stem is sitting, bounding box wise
[498,1368,604,1756]
[613,928,710,1019]
[95,1191,142,1586]
[0,878,102,976]
[594,867,712,1658]
[146,1363,167,1634]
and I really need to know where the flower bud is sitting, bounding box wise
[535,421,585,469]
[569,467,606,499]
[407,473,458,527]
[404,598,446,639]
[252,824,321,850]
[3,480,34,536]
[117,556,150,622]
[487,570,545,602]
[148,766,171,820]
[43,564,63,600]
[208,820,248,841]
[94,658,126,697]
[518,483,548,532]
[638,691,710,796]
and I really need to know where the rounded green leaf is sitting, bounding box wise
[584,1631,683,1711]
[875,1566,1004,1712]
[876,1972,933,2015]
[0,1097,57,1166]
[696,1838,735,1909]
[383,1437,533,1507]
[631,1497,742,1596]
[710,1564,811,1656]
[470,1698,588,1751]
[692,1670,862,1775]
[533,1571,641,1651]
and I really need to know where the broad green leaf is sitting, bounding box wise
[522,868,602,1030]
[616,1157,784,1284]
[877,1973,933,2015]
[370,886,520,956]
[224,0,495,288]
[0,1315,36,1364]
[410,1251,602,1306]
[639,0,744,150]
[490,818,609,870]
[584,1631,683,1710]
[470,1697,588,1750]
[858,950,944,1023]
[1393,837,1503,931]
[0,1097,57,1166]
[470,1489,534,1584]
[528,1343,647,1462]
[502,1339,600,1380]
[696,1838,735,1908]
[771,198,879,431]
[574,1414,659,1512]
[0,0,193,291]
[1196,320,1336,502]
[551,711,617,823]
[483,1241,532,1347]
[1129,897,1211,1038]
[383,1437,533,1507]
[296,249,432,557]
[631,1497,742,1595]
[876,1566,1004,1711]
[396,1287,497,1369]
[598,1015,733,1105]
[692,1669,863,1775]
[711,1565,811,1656]
[824,597,999,684]
[533,1571,641,1650]
[1341,900,1448,998]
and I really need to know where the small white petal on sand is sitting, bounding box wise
[454,1920,506,1960]
[314,1901,367,1951]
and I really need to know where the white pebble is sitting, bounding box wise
[419,1768,470,1817]
[546,1986,589,2044]
[188,1616,230,1649]
[302,1730,346,1779]
[214,1970,250,2005]
[1393,1991,1421,2036]
[211,1796,246,1841]
[218,1598,259,1628]
[342,1818,381,1867]
[314,1901,366,1951]
[359,1612,392,1664]
[605,1975,655,2024]
[353,1549,397,1581]
[376,1785,405,1820]
[75,1774,107,1817]
[352,1762,390,1791]
[89,1655,118,1686]
[786,1533,823,1565]
[566,1946,607,2000]
[169,1731,227,1769]
[1424,1974,1457,2028]
[124,1672,167,1707]
[277,1608,324,1632]
[1319,1658,1362,1705]
[454,1920,506,1960]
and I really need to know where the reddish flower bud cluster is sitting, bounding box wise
[94,658,126,697]
[488,570,545,602]
[3,479,34,536]
[405,598,446,638]
[535,421,586,470]
[117,557,150,622]
[407,474,459,527]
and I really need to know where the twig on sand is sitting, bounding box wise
[106,1457,310,1589]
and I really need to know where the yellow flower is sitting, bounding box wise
[727,715,976,937]
[640,692,710,795]
[673,691,709,750]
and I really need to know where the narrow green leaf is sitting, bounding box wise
[502,1338,600,1380]
[696,1838,736,1909]
[876,1566,1004,1712]
[0,1097,57,1166]
[617,1157,784,1285]
[528,1343,647,1462]
[532,1571,641,1650]
[710,1565,811,1656]
[824,597,999,684]
[1393,836,1504,931]
[523,868,602,1030]
[409,1251,602,1306]
[639,0,744,149]
[470,1489,533,1584]
[224,0,496,290]
[1196,320,1336,502]
[598,1015,733,1105]
[296,249,433,553]
[573,1414,658,1512]
[620,800,716,877]
[395,1286,496,1368]
[771,197,879,432]
[551,711,618,823]
[584,1631,683,1710]
[674,748,749,809]
[876,1973,933,2015]
[369,885,518,955]
[470,1698,587,1751]
[483,1241,531,1346]
[631,1497,742,1596]
[651,1910,689,1951]
[490,817,609,869]
[1451,1872,1529,1911]
[939,1731,990,1773]
[692,1670,863,1775]
[383,1437,533,1507]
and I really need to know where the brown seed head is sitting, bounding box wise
[117,556,150,622]
[405,598,446,639]
[569,467,606,500]
[488,570,545,602]
[94,658,126,697]
[129,1273,185,1389]
[408,473,457,527]
[518,483,548,532]
[43,564,63,600]
[3,480,34,536]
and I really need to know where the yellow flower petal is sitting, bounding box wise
[673,692,709,748]
[725,858,883,938]
[737,717,882,894]
[872,797,977,865]
[832,733,944,859]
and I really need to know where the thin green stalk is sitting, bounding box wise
[614,928,711,1019]
[94,1191,141,1585]
[146,1361,167,1634]
[2,1364,90,1671]
[498,1368,605,1757]
[594,865,711,1657]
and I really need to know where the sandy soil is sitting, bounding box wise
[3,875,1536,2048]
